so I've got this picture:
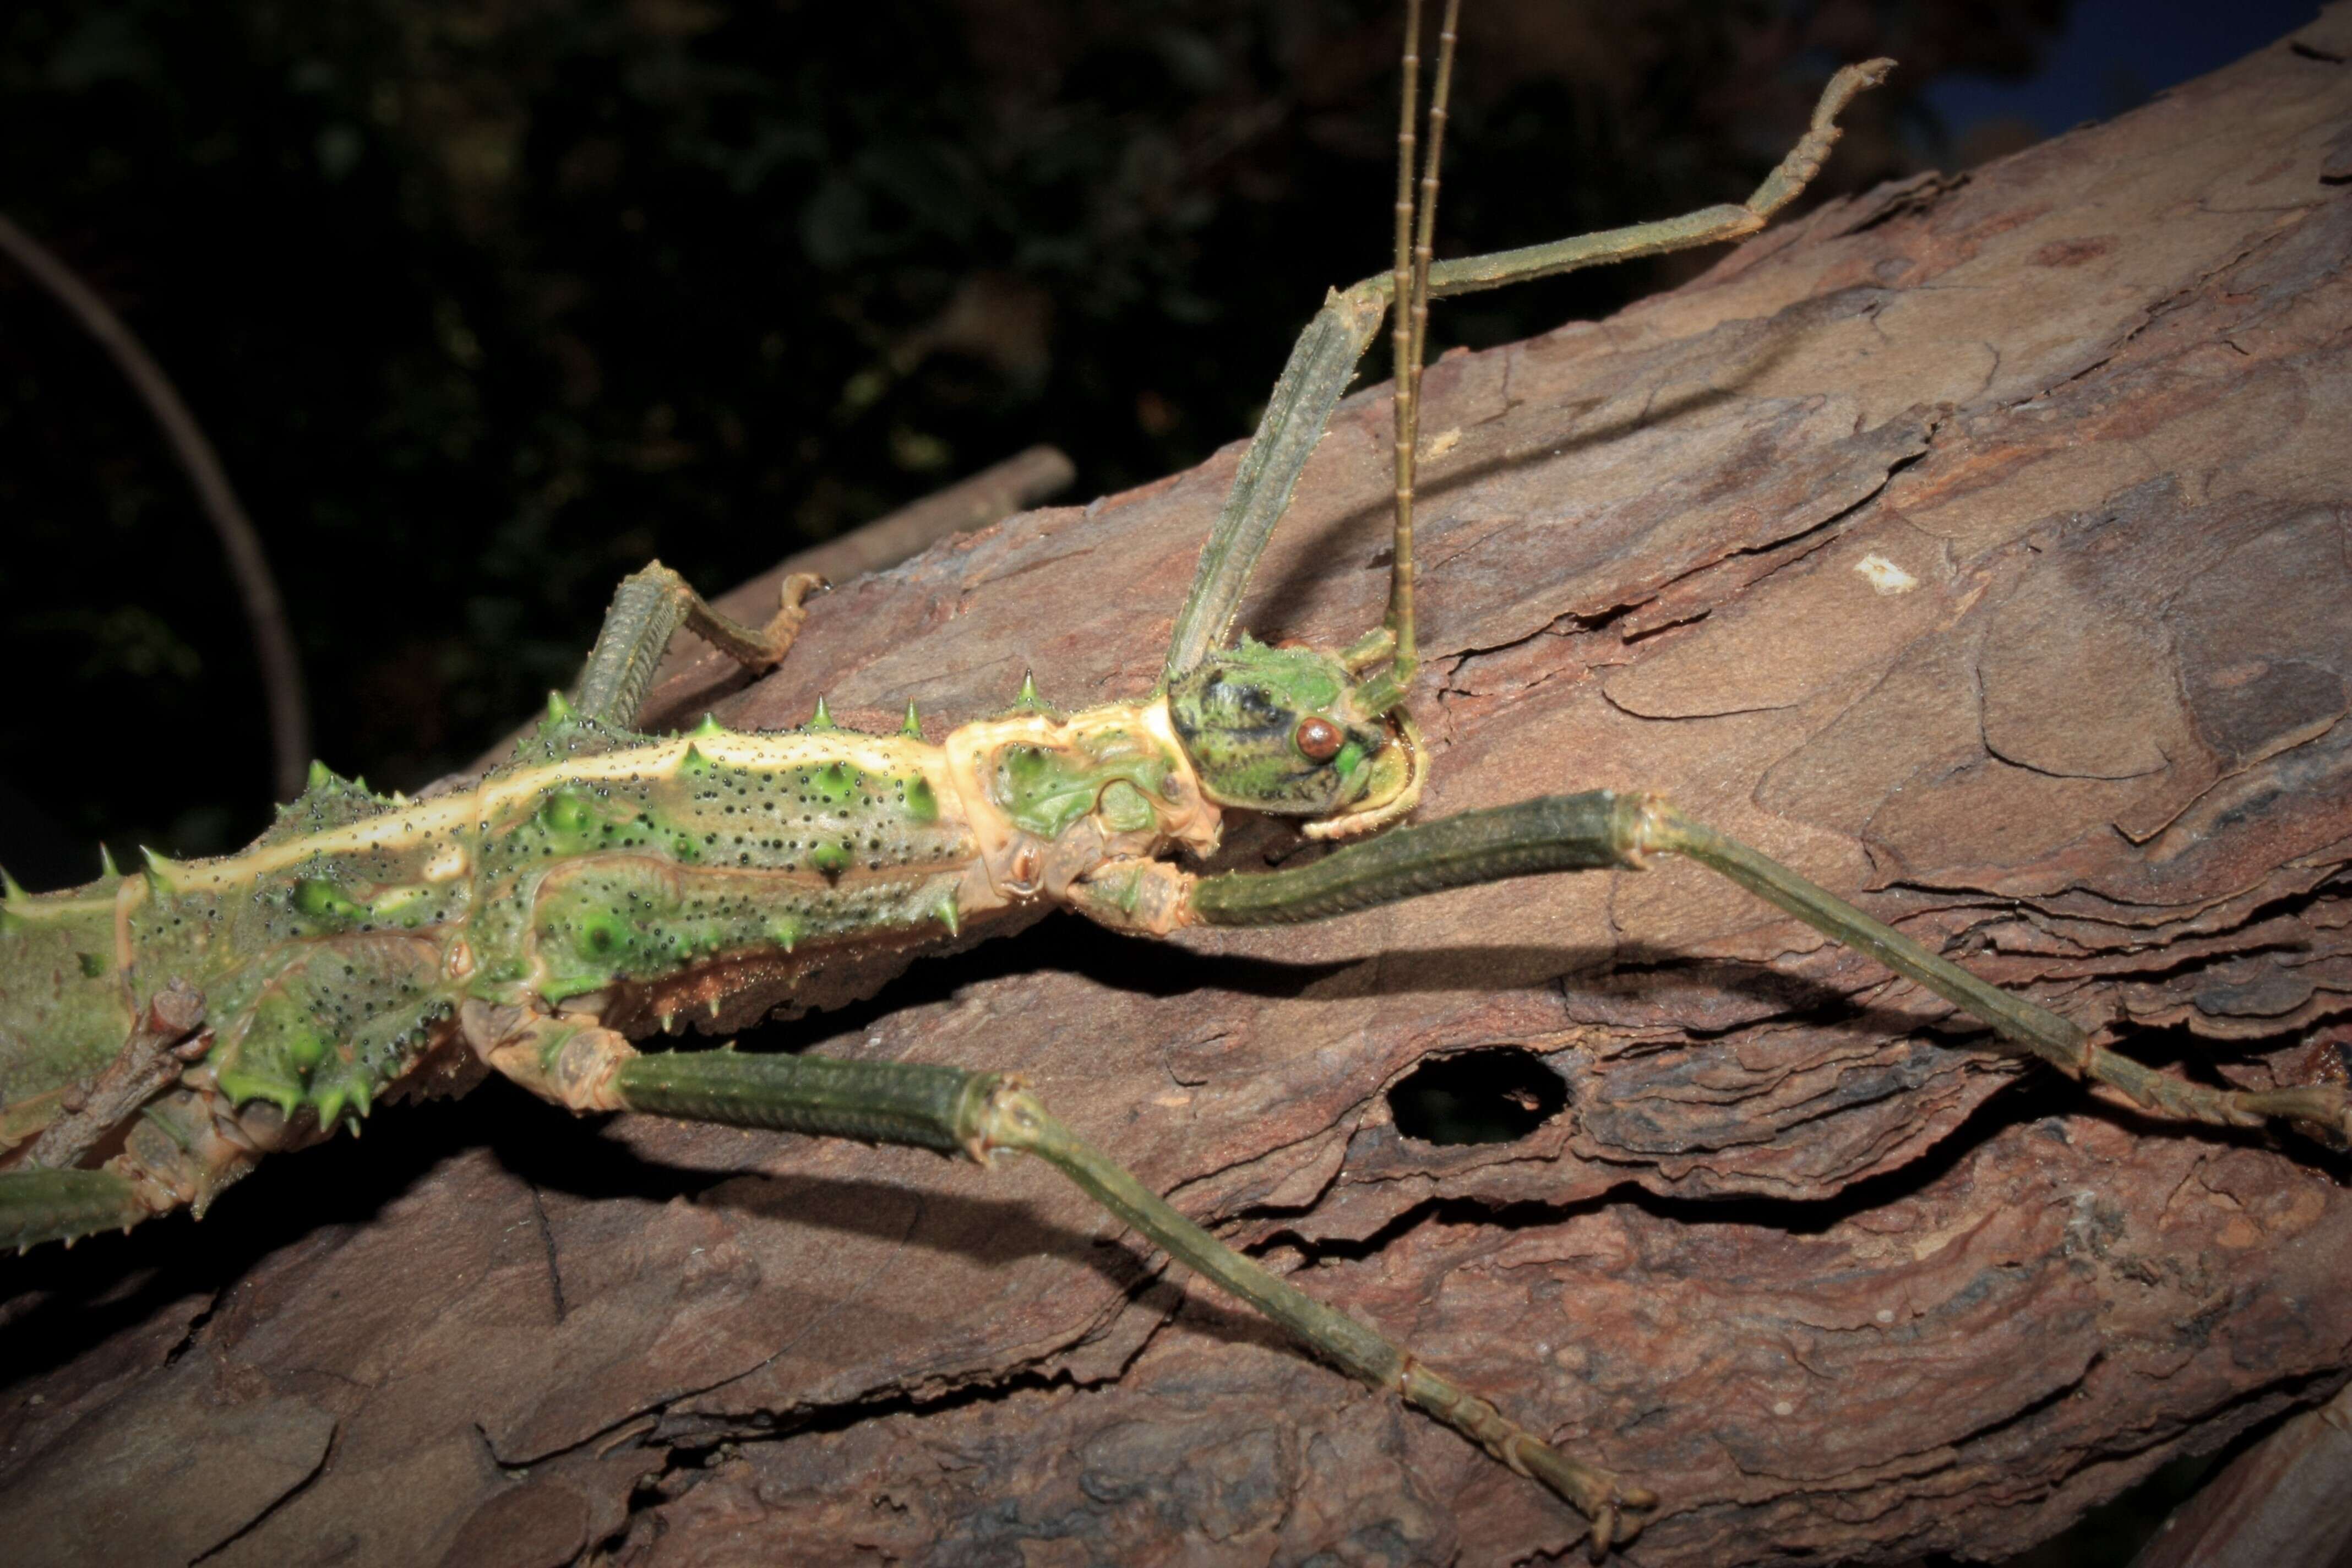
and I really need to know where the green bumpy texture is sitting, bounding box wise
[1166,638,1390,816]
[1,708,977,1137]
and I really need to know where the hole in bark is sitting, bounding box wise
[1389,1048,1567,1145]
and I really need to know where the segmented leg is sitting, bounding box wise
[473,1017,1657,1553]
[570,564,825,729]
[1163,59,1894,684]
[0,1168,151,1251]
[1075,791,2351,1147]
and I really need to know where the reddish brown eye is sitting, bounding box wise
[1295,716,1343,762]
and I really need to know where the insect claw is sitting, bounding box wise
[98,843,121,878]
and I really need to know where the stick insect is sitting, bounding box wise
[4,6,2346,1553]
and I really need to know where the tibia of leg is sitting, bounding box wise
[0,1167,153,1250]
[1418,59,1892,302]
[1635,801,2085,1062]
[570,562,822,729]
[1743,58,1895,220]
[1635,801,2350,1146]
[1397,1356,1658,1554]
[970,1079,1656,1545]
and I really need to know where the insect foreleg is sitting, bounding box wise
[570,562,826,729]
[1419,57,1893,302]
[1162,57,1894,688]
[1643,807,2352,1141]
[1082,791,2352,1147]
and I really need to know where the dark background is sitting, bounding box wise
[0,0,2318,889]
[0,5,2330,1560]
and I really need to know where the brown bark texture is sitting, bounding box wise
[8,14,2352,1568]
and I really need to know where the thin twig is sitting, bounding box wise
[0,214,310,803]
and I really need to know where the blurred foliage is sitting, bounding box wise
[0,0,2066,885]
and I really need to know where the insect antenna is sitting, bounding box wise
[1371,0,1460,707]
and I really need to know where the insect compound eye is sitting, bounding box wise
[1294,716,1344,762]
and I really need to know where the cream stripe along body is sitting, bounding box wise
[0,693,1220,1222]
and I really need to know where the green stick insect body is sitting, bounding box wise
[4,16,2346,1554]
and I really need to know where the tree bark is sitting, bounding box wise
[6,12,2352,1567]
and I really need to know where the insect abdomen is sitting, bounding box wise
[0,888,135,1127]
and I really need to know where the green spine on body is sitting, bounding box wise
[614,1050,995,1155]
[9,712,972,1135]
[1191,791,1645,925]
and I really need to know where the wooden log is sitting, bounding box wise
[4,12,2351,1565]
[2132,1383,2352,1568]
